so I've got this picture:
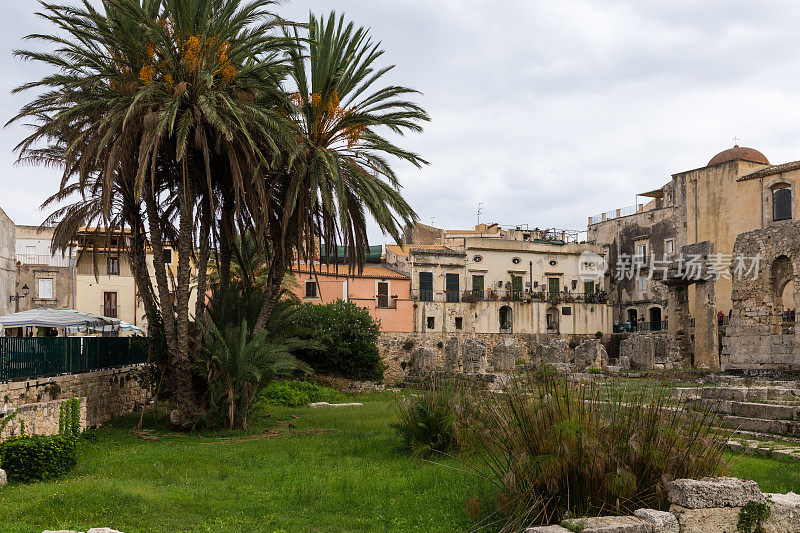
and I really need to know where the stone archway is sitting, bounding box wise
[546,306,559,333]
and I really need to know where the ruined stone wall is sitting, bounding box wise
[0,365,149,427]
[1,397,87,440]
[378,332,601,383]
[722,221,800,371]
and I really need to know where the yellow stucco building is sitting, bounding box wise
[588,145,798,326]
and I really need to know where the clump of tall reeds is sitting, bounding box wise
[466,370,729,531]
[392,374,473,457]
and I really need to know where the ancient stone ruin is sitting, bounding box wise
[723,221,800,371]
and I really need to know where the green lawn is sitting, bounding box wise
[0,392,493,533]
[727,453,800,494]
[1,391,798,533]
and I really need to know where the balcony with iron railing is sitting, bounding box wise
[412,289,609,305]
[16,254,73,267]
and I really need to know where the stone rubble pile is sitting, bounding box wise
[525,477,800,533]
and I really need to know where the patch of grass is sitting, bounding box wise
[726,453,800,494]
[0,392,492,533]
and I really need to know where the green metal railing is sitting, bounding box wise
[0,337,148,382]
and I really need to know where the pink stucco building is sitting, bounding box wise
[290,263,414,332]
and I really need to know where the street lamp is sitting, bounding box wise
[10,284,29,303]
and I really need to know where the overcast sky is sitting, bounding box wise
[3,1,800,243]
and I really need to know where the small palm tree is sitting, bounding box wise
[253,12,430,332]
[203,319,310,430]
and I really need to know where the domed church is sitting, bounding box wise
[587,144,797,363]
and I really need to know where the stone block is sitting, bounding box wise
[667,477,764,509]
[524,526,571,532]
[763,492,800,533]
[411,347,437,373]
[618,355,631,370]
[574,339,608,371]
[620,334,655,371]
[542,338,569,364]
[492,338,521,371]
[562,515,653,532]
[462,338,487,374]
[634,509,679,533]
[444,337,460,372]
[669,505,740,533]
[0,467,6,487]
[87,529,124,533]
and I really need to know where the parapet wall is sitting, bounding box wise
[1,397,87,440]
[0,365,149,427]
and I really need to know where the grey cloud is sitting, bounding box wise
[3,0,800,244]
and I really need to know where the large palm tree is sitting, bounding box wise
[253,12,430,332]
[11,0,294,426]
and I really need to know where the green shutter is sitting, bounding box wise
[472,275,484,297]
[584,281,594,295]
[419,272,433,301]
[548,277,560,295]
[445,273,459,302]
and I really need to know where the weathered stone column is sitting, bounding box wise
[693,281,719,370]
[667,284,691,366]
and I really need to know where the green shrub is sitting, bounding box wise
[293,300,384,381]
[466,371,729,531]
[595,331,603,339]
[260,380,344,407]
[392,375,468,457]
[0,435,77,483]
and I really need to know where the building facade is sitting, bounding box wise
[588,145,799,328]
[14,225,75,312]
[0,209,16,317]
[74,229,194,331]
[395,229,613,335]
[289,262,414,332]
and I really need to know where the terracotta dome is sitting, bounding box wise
[707,145,769,167]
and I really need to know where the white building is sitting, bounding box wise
[391,226,613,335]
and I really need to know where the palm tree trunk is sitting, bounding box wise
[143,181,178,356]
[252,250,288,334]
[193,198,211,327]
[170,169,197,427]
[218,192,234,292]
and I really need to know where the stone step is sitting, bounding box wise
[677,386,800,403]
[720,415,800,437]
[693,399,800,420]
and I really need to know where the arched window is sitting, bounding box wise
[773,186,792,221]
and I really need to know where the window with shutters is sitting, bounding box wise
[773,186,792,221]
[305,280,318,299]
[471,274,484,299]
[103,292,118,318]
[107,256,120,276]
[445,273,459,302]
[376,281,389,308]
[38,278,54,299]
[419,272,433,301]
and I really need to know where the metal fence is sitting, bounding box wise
[0,337,148,383]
